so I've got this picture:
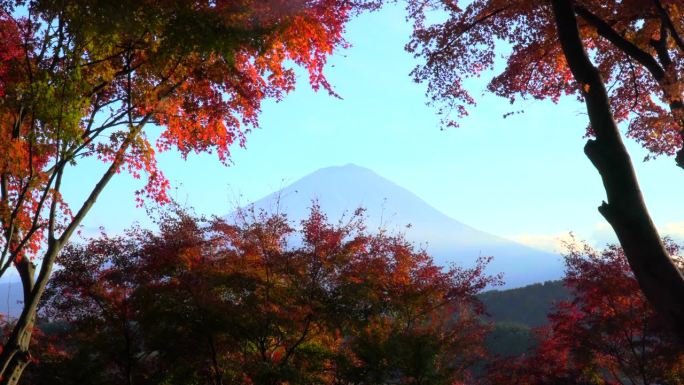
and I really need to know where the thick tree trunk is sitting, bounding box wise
[0,314,35,382]
[0,259,38,385]
[551,0,684,343]
[1,328,33,385]
[0,244,59,385]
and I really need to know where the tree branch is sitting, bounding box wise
[652,0,684,54]
[574,4,665,81]
[551,0,684,345]
[57,115,151,246]
[650,21,673,69]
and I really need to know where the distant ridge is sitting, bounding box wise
[242,164,563,288]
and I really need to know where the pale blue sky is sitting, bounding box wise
[61,4,684,252]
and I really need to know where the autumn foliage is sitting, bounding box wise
[405,0,684,160]
[0,0,364,262]
[403,0,684,345]
[0,1,378,381]
[23,205,495,385]
[24,210,684,384]
[5,0,684,383]
[486,240,684,385]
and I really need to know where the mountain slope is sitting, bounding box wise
[479,280,571,357]
[479,280,571,327]
[242,164,563,288]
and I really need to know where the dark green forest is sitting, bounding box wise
[479,281,570,357]
[480,281,570,327]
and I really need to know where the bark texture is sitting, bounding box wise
[551,0,684,344]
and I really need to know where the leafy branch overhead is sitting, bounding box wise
[0,0,366,263]
[404,0,684,345]
[407,0,684,164]
[0,1,376,382]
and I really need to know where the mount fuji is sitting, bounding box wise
[242,164,563,288]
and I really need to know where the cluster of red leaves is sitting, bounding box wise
[486,240,684,385]
[0,0,374,262]
[0,109,65,261]
[30,204,496,385]
[136,0,357,201]
[0,14,51,261]
[405,0,684,158]
[0,14,23,98]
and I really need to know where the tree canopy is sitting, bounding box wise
[25,205,495,385]
[0,1,375,382]
[403,0,684,344]
[487,240,684,385]
[3,0,684,382]
[406,0,684,163]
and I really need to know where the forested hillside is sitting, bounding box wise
[480,281,570,327]
[479,281,571,357]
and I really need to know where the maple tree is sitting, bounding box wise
[28,204,496,385]
[38,230,146,385]
[402,0,684,342]
[0,0,377,382]
[486,241,684,385]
